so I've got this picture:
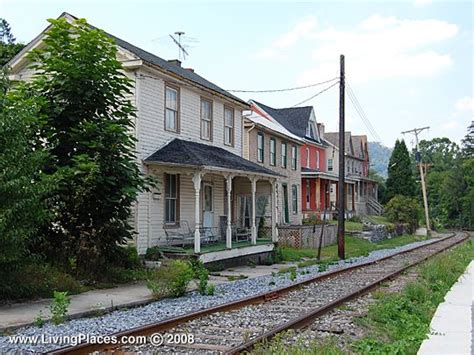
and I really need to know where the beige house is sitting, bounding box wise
[243,102,305,226]
[8,12,279,262]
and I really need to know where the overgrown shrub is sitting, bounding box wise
[145,246,164,261]
[302,214,324,225]
[147,260,194,298]
[385,195,420,232]
[192,260,215,296]
[0,261,84,300]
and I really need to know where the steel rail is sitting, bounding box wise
[227,232,469,354]
[51,232,466,354]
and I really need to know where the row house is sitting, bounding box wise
[9,12,279,263]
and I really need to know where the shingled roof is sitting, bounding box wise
[145,139,279,176]
[252,100,314,139]
[9,12,247,106]
[324,132,355,156]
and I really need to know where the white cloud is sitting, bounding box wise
[455,96,474,113]
[255,17,316,59]
[255,15,458,84]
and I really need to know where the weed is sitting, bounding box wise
[34,311,46,328]
[50,291,71,325]
[147,260,194,298]
[268,280,276,286]
[289,267,297,281]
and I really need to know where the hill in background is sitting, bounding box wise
[368,142,392,178]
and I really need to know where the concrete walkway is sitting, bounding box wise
[418,260,473,355]
[0,262,291,332]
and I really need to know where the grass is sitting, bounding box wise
[329,220,363,231]
[352,239,473,354]
[280,234,429,264]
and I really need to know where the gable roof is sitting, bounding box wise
[8,12,247,107]
[243,110,304,144]
[251,100,314,139]
[325,132,355,156]
[145,139,279,177]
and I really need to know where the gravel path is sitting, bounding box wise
[0,237,439,353]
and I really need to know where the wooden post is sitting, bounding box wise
[192,171,202,253]
[226,175,233,249]
[337,54,345,260]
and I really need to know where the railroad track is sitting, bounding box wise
[53,232,469,355]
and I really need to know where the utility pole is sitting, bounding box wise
[337,54,345,260]
[401,126,431,233]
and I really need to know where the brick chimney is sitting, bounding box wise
[317,123,325,139]
[168,59,181,67]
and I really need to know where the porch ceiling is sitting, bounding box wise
[144,138,280,178]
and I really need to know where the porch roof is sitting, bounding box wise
[144,139,279,177]
[301,168,356,183]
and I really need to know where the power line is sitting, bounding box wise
[227,77,339,93]
[346,83,382,142]
[291,81,340,107]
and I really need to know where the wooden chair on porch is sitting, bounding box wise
[219,216,251,243]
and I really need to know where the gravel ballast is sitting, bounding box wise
[0,237,439,353]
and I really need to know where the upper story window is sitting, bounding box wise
[165,85,179,132]
[305,147,310,168]
[316,150,320,170]
[224,106,234,146]
[257,132,264,163]
[200,98,213,140]
[328,158,333,172]
[270,138,276,166]
[281,142,287,168]
[291,145,297,170]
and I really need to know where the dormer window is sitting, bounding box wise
[306,121,316,139]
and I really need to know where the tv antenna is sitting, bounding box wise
[169,31,189,61]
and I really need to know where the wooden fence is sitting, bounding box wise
[278,224,338,249]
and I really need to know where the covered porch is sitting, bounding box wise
[143,139,279,255]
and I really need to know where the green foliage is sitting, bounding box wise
[353,240,473,354]
[0,72,52,267]
[145,246,164,261]
[369,170,386,203]
[192,260,215,296]
[0,260,84,300]
[414,136,472,229]
[289,266,297,281]
[34,311,46,328]
[147,260,194,298]
[0,19,25,66]
[385,139,416,202]
[302,214,324,225]
[25,18,150,276]
[50,291,71,325]
[385,195,420,231]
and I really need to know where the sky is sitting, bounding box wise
[2,0,472,148]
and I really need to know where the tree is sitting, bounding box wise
[0,19,25,66]
[385,139,416,203]
[0,70,51,266]
[28,18,148,276]
[461,121,474,158]
[369,170,386,203]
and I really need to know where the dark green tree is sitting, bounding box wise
[384,139,416,203]
[461,121,474,158]
[28,18,148,276]
[0,71,51,266]
[369,170,386,203]
[0,19,25,66]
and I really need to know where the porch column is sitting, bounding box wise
[251,176,258,245]
[192,171,202,253]
[226,174,233,249]
[352,185,355,211]
[271,179,278,242]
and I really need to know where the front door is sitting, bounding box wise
[203,184,214,234]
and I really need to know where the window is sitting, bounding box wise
[165,85,179,132]
[305,147,310,168]
[257,133,264,162]
[306,120,316,139]
[165,174,179,224]
[292,185,298,214]
[200,98,212,140]
[316,150,320,170]
[328,158,333,172]
[281,142,287,168]
[270,138,276,166]
[291,145,297,170]
[224,106,234,146]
